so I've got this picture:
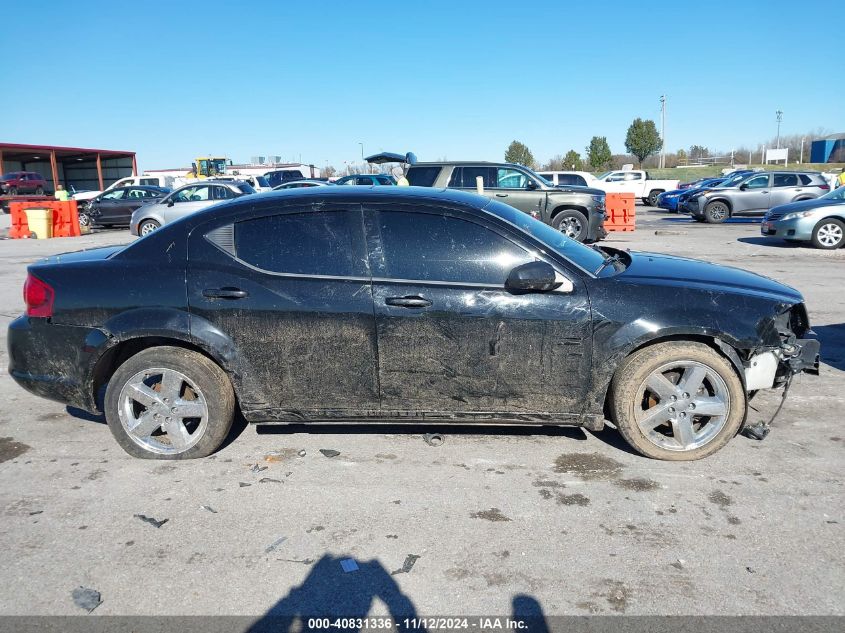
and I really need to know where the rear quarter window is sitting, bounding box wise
[234,211,366,277]
[406,166,441,187]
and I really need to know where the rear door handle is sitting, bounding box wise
[495,193,508,198]
[203,287,248,299]
[385,296,432,308]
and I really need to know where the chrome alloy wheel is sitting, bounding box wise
[634,361,731,452]
[817,222,843,247]
[117,367,209,455]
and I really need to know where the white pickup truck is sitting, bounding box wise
[591,170,680,206]
[72,175,176,202]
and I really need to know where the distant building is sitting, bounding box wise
[810,133,845,163]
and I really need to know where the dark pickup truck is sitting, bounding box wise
[406,161,606,242]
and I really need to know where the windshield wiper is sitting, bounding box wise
[594,253,623,275]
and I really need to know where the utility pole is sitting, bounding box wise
[776,110,783,149]
[659,95,666,169]
[800,136,805,164]
[358,142,364,172]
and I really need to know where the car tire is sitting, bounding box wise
[704,201,730,223]
[138,219,160,236]
[646,191,662,206]
[811,218,845,250]
[609,341,745,461]
[104,346,235,459]
[78,212,91,228]
[35,186,44,195]
[552,209,589,242]
[8,187,17,196]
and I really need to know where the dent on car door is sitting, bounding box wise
[187,204,379,417]
[364,203,593,417]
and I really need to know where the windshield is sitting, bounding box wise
[717,173,750,188]
[254,176,269,187]
[237,184,257,194]
[821,187,845,201]
[483,200,607,274]
[596,171,612,180]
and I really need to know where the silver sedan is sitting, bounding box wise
[761,187,845,249]
[130,180,256,236]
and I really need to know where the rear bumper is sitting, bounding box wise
[7,316,107,412]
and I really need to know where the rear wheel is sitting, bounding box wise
[646,190,662,206]
[552,209,589,242]
[811,218,844,249]
[704,201,730,223]
[610,341,745,460]
[104,346,235,459]
[139,219,160,236]
[35,186,44,195]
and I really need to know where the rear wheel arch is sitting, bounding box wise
[91,335,235,411]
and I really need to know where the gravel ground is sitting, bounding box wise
[0,208,842,618]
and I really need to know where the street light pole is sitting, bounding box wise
[358,142,364,173]
[659,95,666,169]
[776,110,783,149]
[800,136,805,164]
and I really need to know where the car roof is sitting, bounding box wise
[411,161,526,168]
[114,185,167,191]
[200,185,486,213]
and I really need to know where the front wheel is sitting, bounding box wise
[552,209,589,242]
[78,212,91,228]
[704,201,730,223]
[7,187,17,196]
[609,341,745,460]
[811,218,844,249]
[104,346,235,459]
[138,219,160,236]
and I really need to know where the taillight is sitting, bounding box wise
[24,273,54,318]
[819,184,830,190]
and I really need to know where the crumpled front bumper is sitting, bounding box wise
[744,337,820,391]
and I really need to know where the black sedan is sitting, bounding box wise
[80,186,170,228]
[8,187,819,460]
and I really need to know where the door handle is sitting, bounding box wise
[495,193,508,198]
[203,287,248,299]
[385,296,432,308]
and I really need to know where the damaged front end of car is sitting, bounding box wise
[743,302,819,391]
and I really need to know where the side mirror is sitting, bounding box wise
[506,261,561,293]
[739,183,749,191]
[167,199,175,207]
[526,180,538,190]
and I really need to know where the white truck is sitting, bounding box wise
[591,170,680,206]
[72,175,176,202]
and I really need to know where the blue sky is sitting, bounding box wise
[2,0,841,170]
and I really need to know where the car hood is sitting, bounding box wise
[551,185,605,196]
[769,198,844,216]
[619,251,802,303]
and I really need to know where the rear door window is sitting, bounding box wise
[234,210,366,277]
[449,166,496,188]
[773,174,799,187]
[374,210,533,285]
